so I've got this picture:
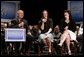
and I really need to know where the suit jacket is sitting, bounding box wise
[10,19,28,33]
[10,19,28,28]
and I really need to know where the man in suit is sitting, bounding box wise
[10,10,28,55]
[11,10,28,28]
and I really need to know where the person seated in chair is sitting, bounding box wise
[53,25,62,40]
[52,25,62,54]
[32,25,40,54]
[77,24,83,53]
[38,10,53,54]
[58,10,77,55]
[26,25,34,54]
[1,23,7,55]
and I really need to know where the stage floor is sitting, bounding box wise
[1,50,83,56]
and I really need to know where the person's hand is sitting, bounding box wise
[18,22,24,27]
[21,22,24,26]
[18,23,22,27]
[64,26,68,30]
[39,30,41,34]
[42,19,47,23]
[27,32,32,35]
[45,32,49,36]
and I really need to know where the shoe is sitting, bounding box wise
[20,52,24,55]
[48,49,52,54]
[49,49,51,53]
[68,51,71,55]
[58,44,62,48]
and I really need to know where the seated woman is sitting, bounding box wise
[58,10,77,55]
[38,10,53,53]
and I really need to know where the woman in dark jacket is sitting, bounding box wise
[58,10,77,55]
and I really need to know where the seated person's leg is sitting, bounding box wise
[58,30,71,55]
[39,34,47,45]
[58,30,69,46]
[39,34,49,52]
[65,35,71,55]
[46,33,53,53]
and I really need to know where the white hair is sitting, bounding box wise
[17,10,24,14]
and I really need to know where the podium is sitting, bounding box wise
[5,28,26,42]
